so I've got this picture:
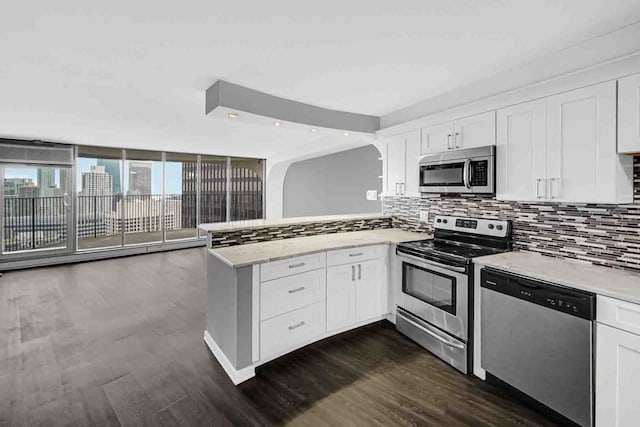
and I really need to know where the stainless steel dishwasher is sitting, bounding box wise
[480,268,595,427]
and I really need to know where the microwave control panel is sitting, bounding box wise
[470,160,488,186]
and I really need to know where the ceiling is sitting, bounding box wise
[1,1,640,161]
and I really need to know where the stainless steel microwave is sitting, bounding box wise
[419,146,495,194]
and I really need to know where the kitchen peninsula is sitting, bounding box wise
[200,214,430,384]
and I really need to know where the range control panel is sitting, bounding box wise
[434,215,510,238]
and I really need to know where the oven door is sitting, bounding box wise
[397,253,468,341]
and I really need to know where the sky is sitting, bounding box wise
[4,159,183,194]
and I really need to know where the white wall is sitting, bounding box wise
[281,145,382,218]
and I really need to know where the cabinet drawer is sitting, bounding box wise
[260,253,326,282]
[327,245,384,267]
[260,301,325,359]
[261,269,326,321]
[598,295,640,336]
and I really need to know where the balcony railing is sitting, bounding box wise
[3,192,263,253]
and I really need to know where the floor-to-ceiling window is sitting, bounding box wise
[3,165,72,253]
[199,155,228,237]
[165,152,198,240]
[0,139,265,266]
[230,158,264,220]
[76,146,123,250]
[123,149,163,245]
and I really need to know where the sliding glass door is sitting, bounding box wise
[1,164,73,257]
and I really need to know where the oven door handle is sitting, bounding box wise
[400,314,465,350]
[463,159,472,189]
[397,251,467,273]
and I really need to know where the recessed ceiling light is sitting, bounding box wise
[343,132,350,136]
[274,121,281,127]
[227,113,239,118]
[310,128,318,132]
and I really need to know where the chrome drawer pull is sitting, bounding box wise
[288,286,305,294]
[349,252,363,257]
[485,280,497,286]
[289,262,305,269]
[288,321,305,330]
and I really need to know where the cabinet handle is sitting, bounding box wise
[288,321,305,331]
[395,182,400,195]
[289,262,305,269]
[349,252,363,257]
[454,132,460,149]
[536,178,544,199]
[358,264,362,280]
[549,178,559,199]
[447,134,452,149]
[351,265,355,281]
[288,286,305,294]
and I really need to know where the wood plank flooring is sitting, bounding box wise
[0,248,557,426]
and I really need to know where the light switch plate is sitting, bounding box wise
[366,190,378,201]
[419,209,429,222]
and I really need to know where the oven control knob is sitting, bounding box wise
[488,224,494,230]
[437,219,442,223]
[496,225,504,231]
[442,219,448,224]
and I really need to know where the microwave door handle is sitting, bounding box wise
[463,159,471,189]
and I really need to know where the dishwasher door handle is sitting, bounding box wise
[400,314,465,350]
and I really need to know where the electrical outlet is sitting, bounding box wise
[419,209,430,222]
[366,190,378,201]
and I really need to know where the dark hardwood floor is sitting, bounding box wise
[0,248,557,426]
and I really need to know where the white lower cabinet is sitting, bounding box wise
[326,263,357,331]
[596,322,640,427]
[355,259,384,322]
[260,301,326,359]
[258,246,388,363]
[326,257,386,332]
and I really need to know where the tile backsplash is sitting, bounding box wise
[383,157,640,272]
[208,217,392,248]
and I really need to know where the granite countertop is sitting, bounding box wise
[475,251,640,305]
[199,213,390,233]
[208,229,431,268]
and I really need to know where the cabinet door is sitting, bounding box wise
[326,264,356,332]
[546,81,618,203]
[618,73,640,154]
[596,323,640,427]
[403,129,422,196]
[496,99,547,201]
[355,260,383,322]
[453,111,496,150]
[385,135,406,195]
[421,122,453,154]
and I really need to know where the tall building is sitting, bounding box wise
[180,160,264,226]
[97,159,121,193]
[81,165,113,196]
[128,161,152,195]
[37,168,58,197]
[4,177,39,197]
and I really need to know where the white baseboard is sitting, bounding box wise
[203,331,255,385]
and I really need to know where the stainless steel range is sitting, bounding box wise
[395,215,512,373]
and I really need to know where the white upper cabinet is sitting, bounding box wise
[420,111,496,155]
[496,81,633,204]
[385,134,406,195]
[452,111,496,150]
[403,129,422,196]
[496,99,547,201]
[546,81,632,204]
[421,121,453,154]
[618,73,640,154]
[384,129,421,196]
